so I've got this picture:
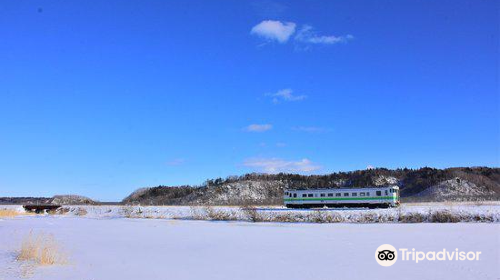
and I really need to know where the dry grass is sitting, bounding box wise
[53,207,71,215]
[0,209,24,218]
[17,232,66,266]
[398,212,426,223]
[240,206,264,222]
[428,210,461,223]
[204,206,238,221]
[121,206,135,218]
[74,207,88,216]
[0,208,34,218]
[189,206,206,220]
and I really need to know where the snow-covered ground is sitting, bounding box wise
[0,215,498,280]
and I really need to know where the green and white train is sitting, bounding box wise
[284,186,400,208]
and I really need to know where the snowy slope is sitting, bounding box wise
[416,178,495,199]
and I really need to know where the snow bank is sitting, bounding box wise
[39,203,500,223]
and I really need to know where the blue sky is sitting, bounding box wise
[0,0,498,201]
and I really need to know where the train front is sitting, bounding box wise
[391,186,400,206]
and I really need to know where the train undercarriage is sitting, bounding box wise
[285,203,397,209]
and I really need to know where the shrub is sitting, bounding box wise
[189,206,207,220]
[467,213,494,222]
[240,206,263,222]
[399,212,425,223]
[428,210,461,223]
[269,212,299,223]
[310,210,328,223]
[204,207,237,221]
[324,212,345,223]
[358,212,380,223]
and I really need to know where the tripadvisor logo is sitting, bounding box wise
[376,244,397,266]
[375,244,482,267]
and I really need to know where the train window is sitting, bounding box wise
[302,194,307,198]
[308,194,313,197]
[320,193,325,197]
[360,192,365,196]
[366,192,370,196]
[385,190,388,195]
[336,193,341,197]
[344,193,349,196]
[293,193,297,198]
[352,193,357,196]
[376,191,381,196]
[328,193,333,197]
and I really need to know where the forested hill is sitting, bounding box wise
[123,167,500,205]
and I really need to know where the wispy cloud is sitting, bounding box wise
[269,88,307,103]
[244,124,273,132]
[251,20,296,43]
[292,126,330,133]
[243,157,321,173]
[251,20,353,47]
[166,158,185,166]
[295,25,353,45]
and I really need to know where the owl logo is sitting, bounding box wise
[375,244,397,266]
[378,250,395,261]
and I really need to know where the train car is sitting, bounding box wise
[284,186,400,208]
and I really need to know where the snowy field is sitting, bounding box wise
[0,215,499,280]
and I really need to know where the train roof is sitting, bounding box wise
[285,186,399,192]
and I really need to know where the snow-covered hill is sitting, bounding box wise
[123,167,500,205]
[415,178,496,200]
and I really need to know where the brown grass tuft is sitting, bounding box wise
[0,209,24,218]
[428,210,461,223]
[121,206,134,218]
[17,231,66,266]
[399,212,426,223]
[202,206,238,221]
[74,207,88,216]
[240,206,264,222]
[53,207,71,215]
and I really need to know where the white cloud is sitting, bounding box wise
[244,124,273,132]
[251,20,296,43]
[367,165,375,170]
[292,126,329,133]
[243,157,321,173]
[295,25,353,45]
[270,88,307,103]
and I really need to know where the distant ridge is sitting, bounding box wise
[0,195,96,205]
